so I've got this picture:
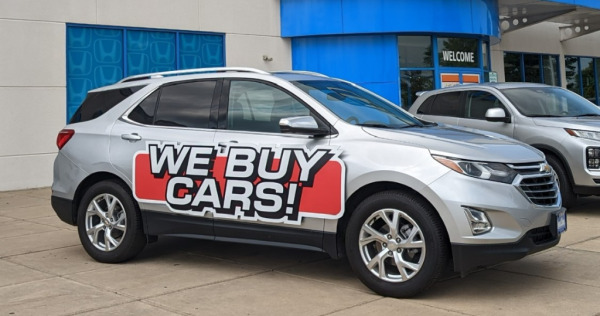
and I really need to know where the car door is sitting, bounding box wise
[109,79,221,237]
[457,90,515,137]
[415,91,462,125]
[212,78,334,248]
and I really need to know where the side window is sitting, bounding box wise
[429,92,461,117]
[154,80,216,128]
[465,91,505,120]
[128,90,159,125]
[227,80,311,133]
[70,85,145,124]
[416,95,435,114]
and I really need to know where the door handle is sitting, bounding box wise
[218,140,239,147]
[121,133,142,142]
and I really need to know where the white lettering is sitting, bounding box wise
[150,145,190,175]
[225,148,256,178]
[254,182,283,213]
[166,177,193,206]
[186,146,212,176]
[223,180,253,211]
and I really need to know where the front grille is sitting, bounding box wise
[508,162,559,207]
[529,226,554,245]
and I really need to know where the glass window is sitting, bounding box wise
[437,37,479,68]
[227,81,311,133]
[502,86,600,117]
[398,36,432,68]
[523,54,541,83]
[465,91,504,120]
[504,52,522,82]
[292,80,423,129]
[482,43,489,70]
[542,55,559,86]
[154,80,216,128]
[504,52,560,86]
[128,90,159,125]
[565,56,580,94]
[70,86,144,124]
[429,92,462,117]
[400,70,434,109]
[581,57,596,103]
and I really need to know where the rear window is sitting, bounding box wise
[70,86,145,124]
[428,92,462,117]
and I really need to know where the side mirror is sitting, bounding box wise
[485,108,511,123]
[279,116,329,136]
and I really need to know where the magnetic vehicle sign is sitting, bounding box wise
[133,142,345,224]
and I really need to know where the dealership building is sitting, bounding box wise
[2,0,600,191]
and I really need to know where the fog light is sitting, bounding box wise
[586,147,600,170]
[463,207,492,235]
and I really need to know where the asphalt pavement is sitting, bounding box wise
[1,187,600,315]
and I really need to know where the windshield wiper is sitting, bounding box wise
[356,123,391,128]
[575,114,600,117]
[532,115,562,117]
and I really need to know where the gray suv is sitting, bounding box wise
[52,68,565,297]
[409,83,600,208]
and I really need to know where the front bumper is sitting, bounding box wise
[451,212,562,274]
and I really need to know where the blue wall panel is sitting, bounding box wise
[281,0,499,40]
[67,27,124,121]
[292,35,400,104]
[66,25,224,121]
[280,0,344,37]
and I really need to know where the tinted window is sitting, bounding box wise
[155,80,216,128]
[415,95,435,114]
[70,86,145,124]
[227,81,311,133]
[465,91,504,120]
[502,87,600,117]
[429,92,461,117]
[128,90,159,125]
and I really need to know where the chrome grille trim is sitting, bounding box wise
[508,162,561,207]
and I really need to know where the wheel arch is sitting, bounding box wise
[531,144,575,186]
[72,172,134,224]
[333,181,450,259]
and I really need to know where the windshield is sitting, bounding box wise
[502,86,600,117]
[292,80,424,128]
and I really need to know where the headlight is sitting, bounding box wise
[565,128,600,141]
[432,155,518,184]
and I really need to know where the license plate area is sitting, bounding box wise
[557,209,567,234]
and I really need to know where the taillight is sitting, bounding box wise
[56,129,75,149]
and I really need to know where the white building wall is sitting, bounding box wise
[0,0,290,191]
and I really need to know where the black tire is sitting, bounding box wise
[77,180,146,263]
[345,191,449,298]
[546,155,576,208]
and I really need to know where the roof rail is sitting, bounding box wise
[118,67,270,83]
[271,70,329,78]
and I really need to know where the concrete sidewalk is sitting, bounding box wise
[1,188,600,316]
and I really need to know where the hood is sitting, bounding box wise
[533,116,600,130]
[363,124,543,163]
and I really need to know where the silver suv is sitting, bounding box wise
[409,83,600,208]
[52,68,565,297]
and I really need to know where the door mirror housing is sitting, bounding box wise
[485,108,511,123]
[279,116,329,136]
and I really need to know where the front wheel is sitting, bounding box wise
[345,191,449,297]
[77,180,146,263]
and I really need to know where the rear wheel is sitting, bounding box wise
[77,180,146,263]
[546,155,576,208]
[345,191,449,297]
